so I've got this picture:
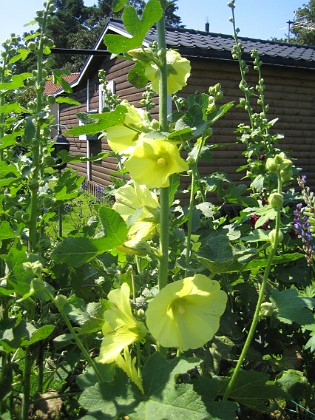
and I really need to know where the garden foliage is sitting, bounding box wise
[1,0,315,418]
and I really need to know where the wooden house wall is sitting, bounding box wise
[182,58,315,192]
[59,55,147,185]
[60,54,315,194]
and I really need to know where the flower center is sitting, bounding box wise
[157,157,166,166]
[171,298,186,315]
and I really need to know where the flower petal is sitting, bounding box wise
[124,136,188,188]
[146,275,227,351]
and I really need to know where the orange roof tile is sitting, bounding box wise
[44,72,80,95]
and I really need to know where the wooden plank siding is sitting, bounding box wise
[60,53,315,194]
[182,59,315,191]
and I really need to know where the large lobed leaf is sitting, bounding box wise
[104,0,163,54]
[79,353,236,419]
[52,207,127,267]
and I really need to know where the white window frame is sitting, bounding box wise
[99,80,115,112]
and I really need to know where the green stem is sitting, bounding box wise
[230,5,254,126]
[159,187,170,291]
[58,309,103,382]
[22,348,32,420]
[28,5,49,251]
[185,170,195,272]
[45,289,103,383]
[0,63,6,161]
[37,344,44,394]
[223,180,282,401]
[157,15,170,292]
[185,136,206,271]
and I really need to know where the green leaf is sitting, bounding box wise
[112,0,129,13]
[183,104,204,128]
[60,150,109,163]
[2,247,34,295]
[241,229,270,243]
[130,353,211,419]
[0,161,20,187]
[79,368,142,418]
[99,206,128,243]
[0,102,26,115]
[219,371,285,412]
[277,369,312,401]
[53,169,84,202]
[207,101,234,125]
[270,288,315,325]
[24,115,36,143]
[21,325,55,346]
[128,62,148,88]
[63,295,109,333]
[304,324,315,352]
[66,105,127,136]
[196,232,249,274]
[77,363,115,389]
[0,73,32,91]
[243,252,303,271]
[9,49,31,64]
[0,132,23,150]
[52,237,113,268]
[52,208,127,267]
[0,221,17,240]
[51,69,72,93]
[104,0,163,54]
[193,376,238,419]
[56,97,80,105]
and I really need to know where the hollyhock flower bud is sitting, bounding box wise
[269,192,283,210]
[268,229,283,245]
[265,153,293,182]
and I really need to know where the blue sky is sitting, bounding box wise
[0,0,304,46]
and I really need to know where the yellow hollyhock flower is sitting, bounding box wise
[145,274,227,351]
[106,103,151,153]
[98,283,147,364]
[124,135,188,188]
[144,49,191,95]
[113,183,160,245]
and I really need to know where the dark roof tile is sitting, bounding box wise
[130,21,315,69]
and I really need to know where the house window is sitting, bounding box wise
[99,80,115,112]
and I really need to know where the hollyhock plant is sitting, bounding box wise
[113,183,160,245]
[124,135,189,188]
[145,274,227,351]
[98,283,147,364]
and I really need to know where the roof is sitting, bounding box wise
[44,72,80,95]
[106,19,315,70]
[65,18,315,91]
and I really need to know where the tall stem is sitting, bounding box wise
[43,287,103,382]
[28,2,55,250]
[223,179,282,401]
[22,348,32,420]
[185,135,206,271]
[157,16,169,291]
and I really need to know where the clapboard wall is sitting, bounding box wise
[59,53,315,193]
